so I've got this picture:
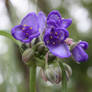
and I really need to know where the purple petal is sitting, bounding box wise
[11,25,26,41]
[21,12,39,31]
[72,45,88,62]
[78,41,88,50]
[22,39,31,43]
[47,20,58,28]
[56,28,69,41]
[38,11,46,33]
[47,10,62,25]
[29,31,40,39]
[61,18,72,28]
[48,43,71,58]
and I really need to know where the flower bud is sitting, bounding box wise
[65,38,73,45]
[71,41,88,63]
[40,69,48,82]
[37,44,45,53]
[22,48,34,64]
[44,63,62,84]
[63,63,72,80]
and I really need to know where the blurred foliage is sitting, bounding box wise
[0,0,92,92]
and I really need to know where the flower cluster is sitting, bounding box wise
[11,10,88,63]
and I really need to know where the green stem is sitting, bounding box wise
[35,57,45,68]
[29,65,36,92]
[62,70,67,92]
[59,62,67,92]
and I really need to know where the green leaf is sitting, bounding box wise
[0,31,21,47]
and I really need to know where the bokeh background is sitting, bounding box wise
[0,0,92,92]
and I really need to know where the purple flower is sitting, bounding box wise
[47,10,72,28]
[11,12,46,43]
[71,41,88,62]
[44,10,72,58]
[38,11,46,33]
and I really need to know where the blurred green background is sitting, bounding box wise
[0,0,92,92]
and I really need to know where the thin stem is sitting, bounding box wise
[45,52,49,69]
[59,62,67,92]
[35,57,45,68]
[62,70,67,92]
[29,65,36,92]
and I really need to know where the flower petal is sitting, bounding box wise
[48,43,71,58]
[56,28,69,41]
[11,25,26,41]
[47,20,58,28]
[29,31,40,39]
[22,39,31,43]
[47,10,62,25]
[38,11,46,33]
[78,41,88,50]
[71,45,88,62]
[61,18,72,28]
[21,12,39,31]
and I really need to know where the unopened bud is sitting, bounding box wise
[65,38,73,45]
[37,44,45,53]
[45,63,62,84]
[22,48,34,64]
[40,69,48,82]
[63,63,72,80]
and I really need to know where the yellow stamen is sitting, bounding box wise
[22,28,25,30]
[55,32,58,35]
[50,36,53,39]
[24,24,27,26]
[26,33,28,35]
[24,38,28,40]
[30,27,32,29]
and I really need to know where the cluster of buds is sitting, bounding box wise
[40,62,72,84]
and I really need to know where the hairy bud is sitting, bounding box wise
[45,63,62,84]
[63,63,72,80]
[22,48,34,64]
[37,44,45,53]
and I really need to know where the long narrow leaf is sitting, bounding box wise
[0,31,21,47]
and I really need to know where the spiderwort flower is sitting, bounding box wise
[71,41,88,63]
[44,10,72,58]
[11,12,46,43]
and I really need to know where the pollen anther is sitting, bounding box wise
[26,33,29,35]
[50,36,53,39]
[22,28,25,30]
[55,32,58,35]
[30,27,32,29]
[24,24,27,26]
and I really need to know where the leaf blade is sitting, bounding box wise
[0,30,21,47]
